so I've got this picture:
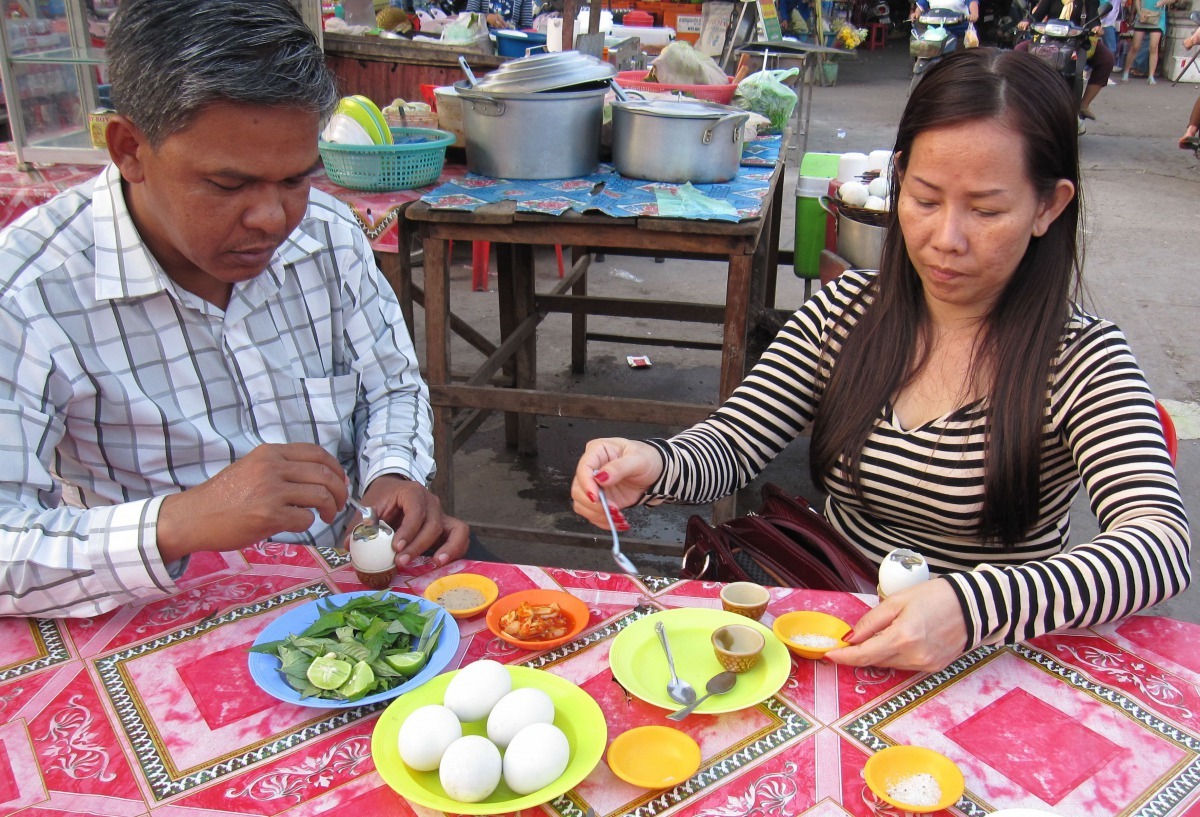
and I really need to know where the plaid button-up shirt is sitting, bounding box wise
[0,164,432,617]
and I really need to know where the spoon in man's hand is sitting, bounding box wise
[666,670,737,721]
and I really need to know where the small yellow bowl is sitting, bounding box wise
[863,745,966,813]
[422,573,498,618]
[772,610,852,659]
[607,726,701,789]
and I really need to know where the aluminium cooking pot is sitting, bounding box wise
[455,80,606,179]
[610,98,750,184]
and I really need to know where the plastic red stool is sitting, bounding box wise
[470,241,565,291]
[864,23,887,51]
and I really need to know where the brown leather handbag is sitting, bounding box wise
[681,483,878,593]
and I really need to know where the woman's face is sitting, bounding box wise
[896,118,1074,318]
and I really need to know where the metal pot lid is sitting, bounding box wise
[476,50,616,93]
[611,98,744,120]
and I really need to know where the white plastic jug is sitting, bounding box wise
[576,8,613,34]
[547,16,564,51]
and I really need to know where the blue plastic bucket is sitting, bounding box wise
[493,29,548,58]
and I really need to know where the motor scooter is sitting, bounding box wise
[1024,2,1111,116]
[994,0,1029,47]
[909,7,965,94]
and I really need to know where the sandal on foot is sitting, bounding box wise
[1079,107,1096,120]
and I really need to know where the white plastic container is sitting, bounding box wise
[433,86,465,147]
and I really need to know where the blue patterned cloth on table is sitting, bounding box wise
[420,135,784,222]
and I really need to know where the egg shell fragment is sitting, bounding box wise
[487,687,556,749]
[439,735,503,803]
[443,659,512,722]
[397,704,462,771]
[503,722,571,795]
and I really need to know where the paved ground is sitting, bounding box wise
[408,41,1200,624]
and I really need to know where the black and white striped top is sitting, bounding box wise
[647,270,1190,649]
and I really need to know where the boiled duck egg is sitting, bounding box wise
[867,176,890,199]
[877,548,930,597]
[487,686,556,749]
[397,704,461,771]
[443,659,512,722]
[503,722,570,795]
[864,195,888,211]
[439,735,502,803]
[838,181,870,207]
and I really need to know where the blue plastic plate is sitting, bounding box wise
[248,590,459,709]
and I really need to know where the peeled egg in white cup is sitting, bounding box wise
[838,180,870,207]
[503,722,571,795]
[443,660,512,722]
[487,686,556,749]
[877,548,930,598]
[439,735,503,802]
[397,704,461,771]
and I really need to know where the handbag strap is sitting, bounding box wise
[682,515,749,582]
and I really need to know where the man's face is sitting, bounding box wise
[119,102,322,305]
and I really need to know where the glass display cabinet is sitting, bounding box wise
[0,0,115,167]
[0,0,321,169]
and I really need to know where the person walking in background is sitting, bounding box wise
[1101,0,1123,77]
[1017,0,1115,120]
[464,0,534,29]
[1124,0,1176,82]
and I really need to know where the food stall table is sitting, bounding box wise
[406,150,791,543]
[0,142,99,227]
[4,548,1200,815]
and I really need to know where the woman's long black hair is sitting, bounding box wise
[809,48,1084,547]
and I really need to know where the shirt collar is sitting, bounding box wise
[90,163,326,303]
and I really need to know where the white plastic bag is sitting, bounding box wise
[441,12,488,44]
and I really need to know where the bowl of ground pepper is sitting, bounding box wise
[423,573,499,618]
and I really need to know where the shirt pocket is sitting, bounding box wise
[248,372,360,459]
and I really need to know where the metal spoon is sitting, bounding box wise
[655,620,697,705]
[346,496,375,528]
[596,486,638,575]
[666,670,737,721]
[458,55,478,88]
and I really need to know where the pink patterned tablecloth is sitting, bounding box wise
[0,144,101,229]
[2,549,1200,816]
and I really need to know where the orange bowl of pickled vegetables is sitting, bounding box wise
[485,589,590,650]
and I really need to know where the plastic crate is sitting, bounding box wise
[319,127,455,191]
[614,69,738,103]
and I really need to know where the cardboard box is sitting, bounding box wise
[88,110,117,149]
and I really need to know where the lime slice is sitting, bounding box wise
[384,651,428,677]
[307,653,353,691]
[337,660,376,698]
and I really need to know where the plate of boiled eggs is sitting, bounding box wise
[371,659,606,813]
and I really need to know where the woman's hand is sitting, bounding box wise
[1017,18,1031,29]
[570,438,664,529]
[824,578,968,672]
[486,12,510,28]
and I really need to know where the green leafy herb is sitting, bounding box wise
[250,592,444,702]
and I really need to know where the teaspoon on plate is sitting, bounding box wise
[666,670,737,721]
[655,620,697,705]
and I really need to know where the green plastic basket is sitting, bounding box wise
[319,127,455,192]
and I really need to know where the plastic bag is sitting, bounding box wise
[441,12,487,43]
[964,21,979,47]
[732,69,800,134]
[647,41,729,86]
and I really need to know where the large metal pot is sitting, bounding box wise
[610,98,749,184]
[455,81,606,179]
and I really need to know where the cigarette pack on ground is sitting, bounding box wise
[627,355,652,368]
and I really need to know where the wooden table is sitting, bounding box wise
[6,550,1200,816]
[406,158,789,548]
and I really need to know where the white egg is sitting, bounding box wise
[838,181,870,208]
[864,195,888,211]
[443,660,512,722]
[439,735,502,803]
[867,176,890,199]
[349,528,394,572]
[486,687,556,749]
[502,722,571,795]
[397,704,462,771]
[877,548,930,597]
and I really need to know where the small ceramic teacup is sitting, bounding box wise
[720,582,771,621]
[711,623,766,674]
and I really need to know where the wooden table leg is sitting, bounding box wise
[496,243,519,450]
[713,251,755,525]
[422,235,455,513]
[506,243,539,455]
[570,246,589,374]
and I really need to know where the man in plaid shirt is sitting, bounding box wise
[0,0,470,617]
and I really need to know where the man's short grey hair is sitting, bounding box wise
[107,0,339,146]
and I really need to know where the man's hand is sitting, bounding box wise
[157,443,347,563]
[486,12,510,28]
[824,578,968,672]
[350,474,470,569]
[1017,18,1031,28]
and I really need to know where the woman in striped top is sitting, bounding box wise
[570,49,1190,672]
